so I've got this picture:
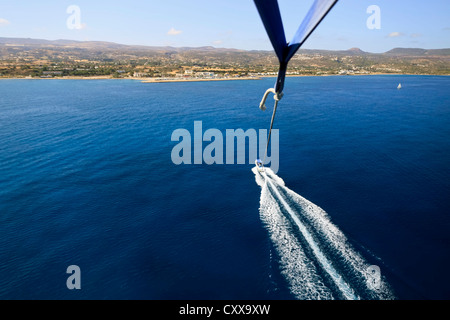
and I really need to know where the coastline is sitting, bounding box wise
[0,75,261,82]
[0,73,448,82]
[140,76,260,83]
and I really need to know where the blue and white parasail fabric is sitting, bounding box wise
[253,0,338,94]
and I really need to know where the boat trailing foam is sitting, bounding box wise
[252,166,395,300]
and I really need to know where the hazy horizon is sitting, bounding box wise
[0,1,449,54]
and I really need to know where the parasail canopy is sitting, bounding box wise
[254,0,338,94]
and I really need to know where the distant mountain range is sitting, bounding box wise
[0,37,244,52]
[1,37,449,77]
[1,37,449,56]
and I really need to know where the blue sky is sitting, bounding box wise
[0,0,449,53]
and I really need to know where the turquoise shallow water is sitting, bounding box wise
[0,75,449,299]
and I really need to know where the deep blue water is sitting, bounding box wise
[0,76,449,299]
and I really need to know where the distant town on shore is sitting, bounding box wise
[1,37,449,80]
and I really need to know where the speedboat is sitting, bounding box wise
[255,159,264,172]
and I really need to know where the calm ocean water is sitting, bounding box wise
[0,75,449,299]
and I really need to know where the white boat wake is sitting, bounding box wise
[252,167,395,300]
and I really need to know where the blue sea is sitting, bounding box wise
[0,75,449,300]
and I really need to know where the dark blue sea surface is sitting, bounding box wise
[0,76,449,299]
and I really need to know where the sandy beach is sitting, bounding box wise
[0,75,262,82]
[140,76,261,83]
